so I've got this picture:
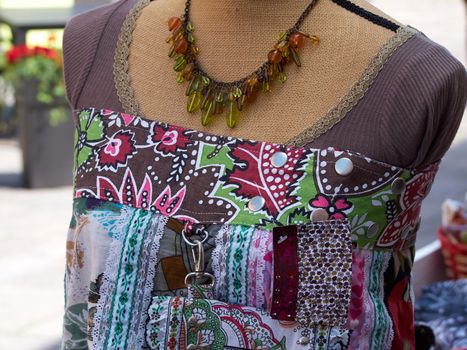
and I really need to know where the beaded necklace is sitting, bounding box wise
[166,0,320,128]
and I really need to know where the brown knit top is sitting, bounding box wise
[62,0,467,169]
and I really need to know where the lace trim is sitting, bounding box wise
[113,0,417,146]
[113,0,151,117]
[129,213,168,348]
[91,205,135,350]
[211,224,231,301]
[286,26,417,147]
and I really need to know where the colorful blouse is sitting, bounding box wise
[61,106,440,350]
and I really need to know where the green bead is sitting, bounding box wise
[187,90,202,113]
[201,76,210,86]
[176,72,184,83]
[236,94,246,111]
[233,86,242,98]
[278,72,287,83]
[185,75,198,96]
[215,92,224,103]
[278,31,287,41]
[173,56,186,72]
[187,33,195,43]
[186,21,194,32]
[201,98,215,126]
[261,80,270,92]
[226,99,240,128]
[200,89,212,110]
[168,43,176,58]
[290,47,301,67]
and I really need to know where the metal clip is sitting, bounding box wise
[183,228,215,288]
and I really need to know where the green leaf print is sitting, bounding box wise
[63,303,88,350]
[74,110,106,170]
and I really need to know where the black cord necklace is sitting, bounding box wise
[167,0,320,128]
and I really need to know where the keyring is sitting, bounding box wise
[184,271,215,288]
[181,227,209,246]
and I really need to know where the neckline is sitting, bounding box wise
[113,0,417,148]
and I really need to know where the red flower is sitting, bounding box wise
[309,194,352,219]
[5,45,59,65]
[96,130,136,172]
[148,124,191,155]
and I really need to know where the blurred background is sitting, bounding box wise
[0,0,465,349]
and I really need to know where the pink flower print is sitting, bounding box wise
[96,130,136,172]
[86,168,153,208]
[104,138,121,156]
[152,185,186,216]
[310,194,352,219]
[148,124,192,155]
[120,113,135,126]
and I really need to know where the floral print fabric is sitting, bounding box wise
[61,107,441,349]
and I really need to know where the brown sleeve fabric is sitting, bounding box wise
[378,32,466,169]
[62,0,136,111]
[310,32,466,169]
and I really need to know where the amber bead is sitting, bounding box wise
[175,37,188,54]
[168,17,181,31]
[267,49,282,64]
[182,62,194,80]
[289,32,307,49]
[245,84,259,103]
[191,46,200,55]
[310,35,320,45]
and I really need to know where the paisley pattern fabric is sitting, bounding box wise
[61,107,440,350]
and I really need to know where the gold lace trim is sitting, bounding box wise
[113,0,417,145]
[114,0,151,117]
[286,26,417,147]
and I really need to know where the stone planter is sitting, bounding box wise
[15,79,74,188]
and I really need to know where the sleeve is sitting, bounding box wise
[62,0,126,109]
[379,34,467,170]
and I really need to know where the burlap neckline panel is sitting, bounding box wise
[113,0,417,147]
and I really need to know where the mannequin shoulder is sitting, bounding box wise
[379,31,466,168]
[62,0,137,108]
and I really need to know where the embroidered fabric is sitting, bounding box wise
[91,205,135,349]
[128,214,168,348]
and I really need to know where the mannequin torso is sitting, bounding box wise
[62,0,466,168]
[124,0,399,143]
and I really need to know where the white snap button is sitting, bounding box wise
[248,196,265,212]
[335,157,353,176]
[271,151,288,167]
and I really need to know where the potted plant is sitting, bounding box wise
[1,44,74,188]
